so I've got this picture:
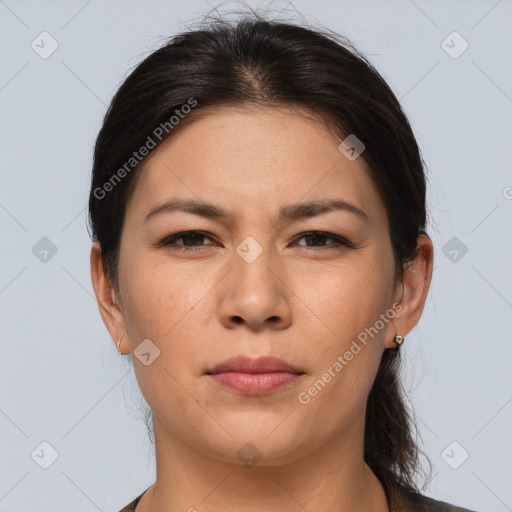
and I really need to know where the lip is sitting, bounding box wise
[206,356,304,396]
[206,355,302,375]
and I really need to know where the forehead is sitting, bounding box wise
[125,105,386,227]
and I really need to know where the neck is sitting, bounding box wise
[135,414,389,512]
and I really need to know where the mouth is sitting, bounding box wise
[205,355,305,396]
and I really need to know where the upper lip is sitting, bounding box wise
[206,356,303,375]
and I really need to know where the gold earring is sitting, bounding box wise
[394,334,404,348]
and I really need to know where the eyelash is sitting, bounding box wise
[158,230,354,251]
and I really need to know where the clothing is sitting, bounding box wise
[117,481,476,511]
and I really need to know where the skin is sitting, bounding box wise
[91,105,433,512]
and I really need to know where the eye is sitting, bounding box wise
[157,230,353,252]
[292,231,353,250]
[158,231,217,251]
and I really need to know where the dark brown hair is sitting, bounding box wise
[88,11,431,495]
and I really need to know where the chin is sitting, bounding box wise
[195,424,311,468]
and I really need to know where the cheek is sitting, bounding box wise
[118,257,207,414]
[294,245,394,400]
[118,249,216,385]
[293,286,389,443]
[119,248,200,337]
[297,249,394,343]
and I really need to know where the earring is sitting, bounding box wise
[394,334,404,349]
[117,336,124,355]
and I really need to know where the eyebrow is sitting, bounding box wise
[143,198,370,226]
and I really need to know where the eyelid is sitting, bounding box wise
[292,231,354,248]
[157,230,217,249]
[157,230,354,250]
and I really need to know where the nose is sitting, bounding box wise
[218,246,293,332]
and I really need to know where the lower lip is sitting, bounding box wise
[208,371,302,395]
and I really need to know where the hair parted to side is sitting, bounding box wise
[88,8,431,496]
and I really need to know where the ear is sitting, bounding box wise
[90,242,128,354]
[384,233,434,349]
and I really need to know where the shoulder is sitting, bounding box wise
[390,482,477,512]
[117,483,478,512]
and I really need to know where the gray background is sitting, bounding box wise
[1,0,511,511]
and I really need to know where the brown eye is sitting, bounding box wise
[159,231,217,250]
[292,231,353,249]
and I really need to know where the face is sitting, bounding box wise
[109,106,402,465]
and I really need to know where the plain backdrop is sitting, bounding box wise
[1,0,511,511]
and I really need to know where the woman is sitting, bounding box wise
[89,13,476,512]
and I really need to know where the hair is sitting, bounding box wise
[88,9,431,497]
